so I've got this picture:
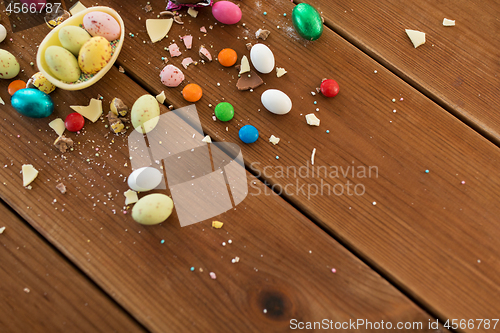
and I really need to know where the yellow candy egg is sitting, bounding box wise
[0,49,20,79]
[27,72,56,94]
[78,36,112,74]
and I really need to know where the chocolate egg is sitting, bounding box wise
[0,49,20,79]
[45,46,81,82]
[78,36,112,74]
[11,88,54,118]
[292,3,323,41]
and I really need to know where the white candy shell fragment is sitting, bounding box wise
[0,226,5,234]
[146,19,173,43]
[156,91,166,104]
[182,35,193,49]
[405,29,426,48]
[305,113,320,126]
[128,167,163,192]
[443,18,455,26]
[49,118,65,136]
[0,97,4,105]
[132,193,174,225]
[187,7,198,18]
[181,57,194,69]
[69,1,86,15]
[276,67,287,77]
[169,43,181,57]
[22,164,38,187]
[269,135,280,145]
[311,148,316,165]
[239,55,250,75]
[124,189,139,205]
[202,135,212,143]
[70,98,103,123]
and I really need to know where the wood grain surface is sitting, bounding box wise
[94,0,500,330]
[0,5,443,332]
[301,0,500,143]
[0,202,145,333]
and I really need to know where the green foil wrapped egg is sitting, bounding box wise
[11,88,54,118]
[292,3,323,41]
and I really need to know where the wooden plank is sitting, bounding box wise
[0,6,440,332]
[300,0,500,143]
[104,0,500,329]
[0,202,146,333]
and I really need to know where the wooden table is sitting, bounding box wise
[0,0,498,332]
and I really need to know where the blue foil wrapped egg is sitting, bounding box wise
[11,88,54,118]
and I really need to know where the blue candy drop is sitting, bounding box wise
[239,125,259,144]
[11,88,54,118]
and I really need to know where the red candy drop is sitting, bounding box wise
[65,112,85,132]
[320,79,339,97]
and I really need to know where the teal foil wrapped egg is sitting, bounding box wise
[292,3,323,41]
[11,88,54,118]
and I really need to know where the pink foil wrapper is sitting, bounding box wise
[167,0,213,11]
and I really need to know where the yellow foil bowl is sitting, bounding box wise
[36,6,125,91]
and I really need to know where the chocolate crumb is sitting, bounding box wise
[118,66,125,73]
[160,11,175,18]
[245,42,252,50]
[53,135,73,153]
[56,183,66,194]
[256,28,271,40]
[144,4,152,12]
[235,65,263,90]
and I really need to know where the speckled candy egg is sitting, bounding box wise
[45,46,81,82]
[11,88,54,118]
[212,1,242,25]
[131,94,160,134]
[83,11,121,41]
[0,49,20,79]
[0,24,7,43]
[59,26,92,56]
[160,64,184,87]
[78,36,112,75]
[132,193,174,225]
[27,72,56,94]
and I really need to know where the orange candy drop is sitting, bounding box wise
[182,83,203,102]
[8,80,26,96]
[218,48,237,67]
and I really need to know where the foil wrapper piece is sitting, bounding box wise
[167,0,212,11]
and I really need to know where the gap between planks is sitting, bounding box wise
[292,0,500,148]
[0,198,151,333]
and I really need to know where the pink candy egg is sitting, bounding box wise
[83,11,121,41]
[160,65,185,87]
[212,1,242,25]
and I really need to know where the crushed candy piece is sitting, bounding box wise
[0,226,5,234]
[306,113,320,126]
[269,135,280,145]
[239,55,250,74]
[118,66,125,73]
[169,43,182,57]
[187,7,198,17]
[107,112,126,134]
[48,118,65,137]
[69,1,86,15]
[212,220,223,228]
[181,57,194,69]
[199,46,212,61]
[209,272,217,279]
[70,98,103,123]
[156,91,166,104]
[276,67,287,77]
[160,11,175,18]
[56,183,66,194]
[311,148,317,165]
[182,35,193,49]
[200,26,207,33]
[443,18,455,26]
[256,28,271,40]
[146,19,174,43]
[22,164,38,187]
[405,29,426,48]
[235,66,263,90]
[124,189,139,205]
[174,16,184,25]
[202,135,212,143]
[0,97,4,105]
[54,135,74,153]
[110,98,128,117]
[245,42,252,50]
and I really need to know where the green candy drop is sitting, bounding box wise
[292,3,323,41]
[214,102,234,122]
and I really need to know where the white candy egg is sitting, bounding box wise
[128,167,163,192]
[261,89,292,115]
[0,24,7,43]
[250,44,275,74]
